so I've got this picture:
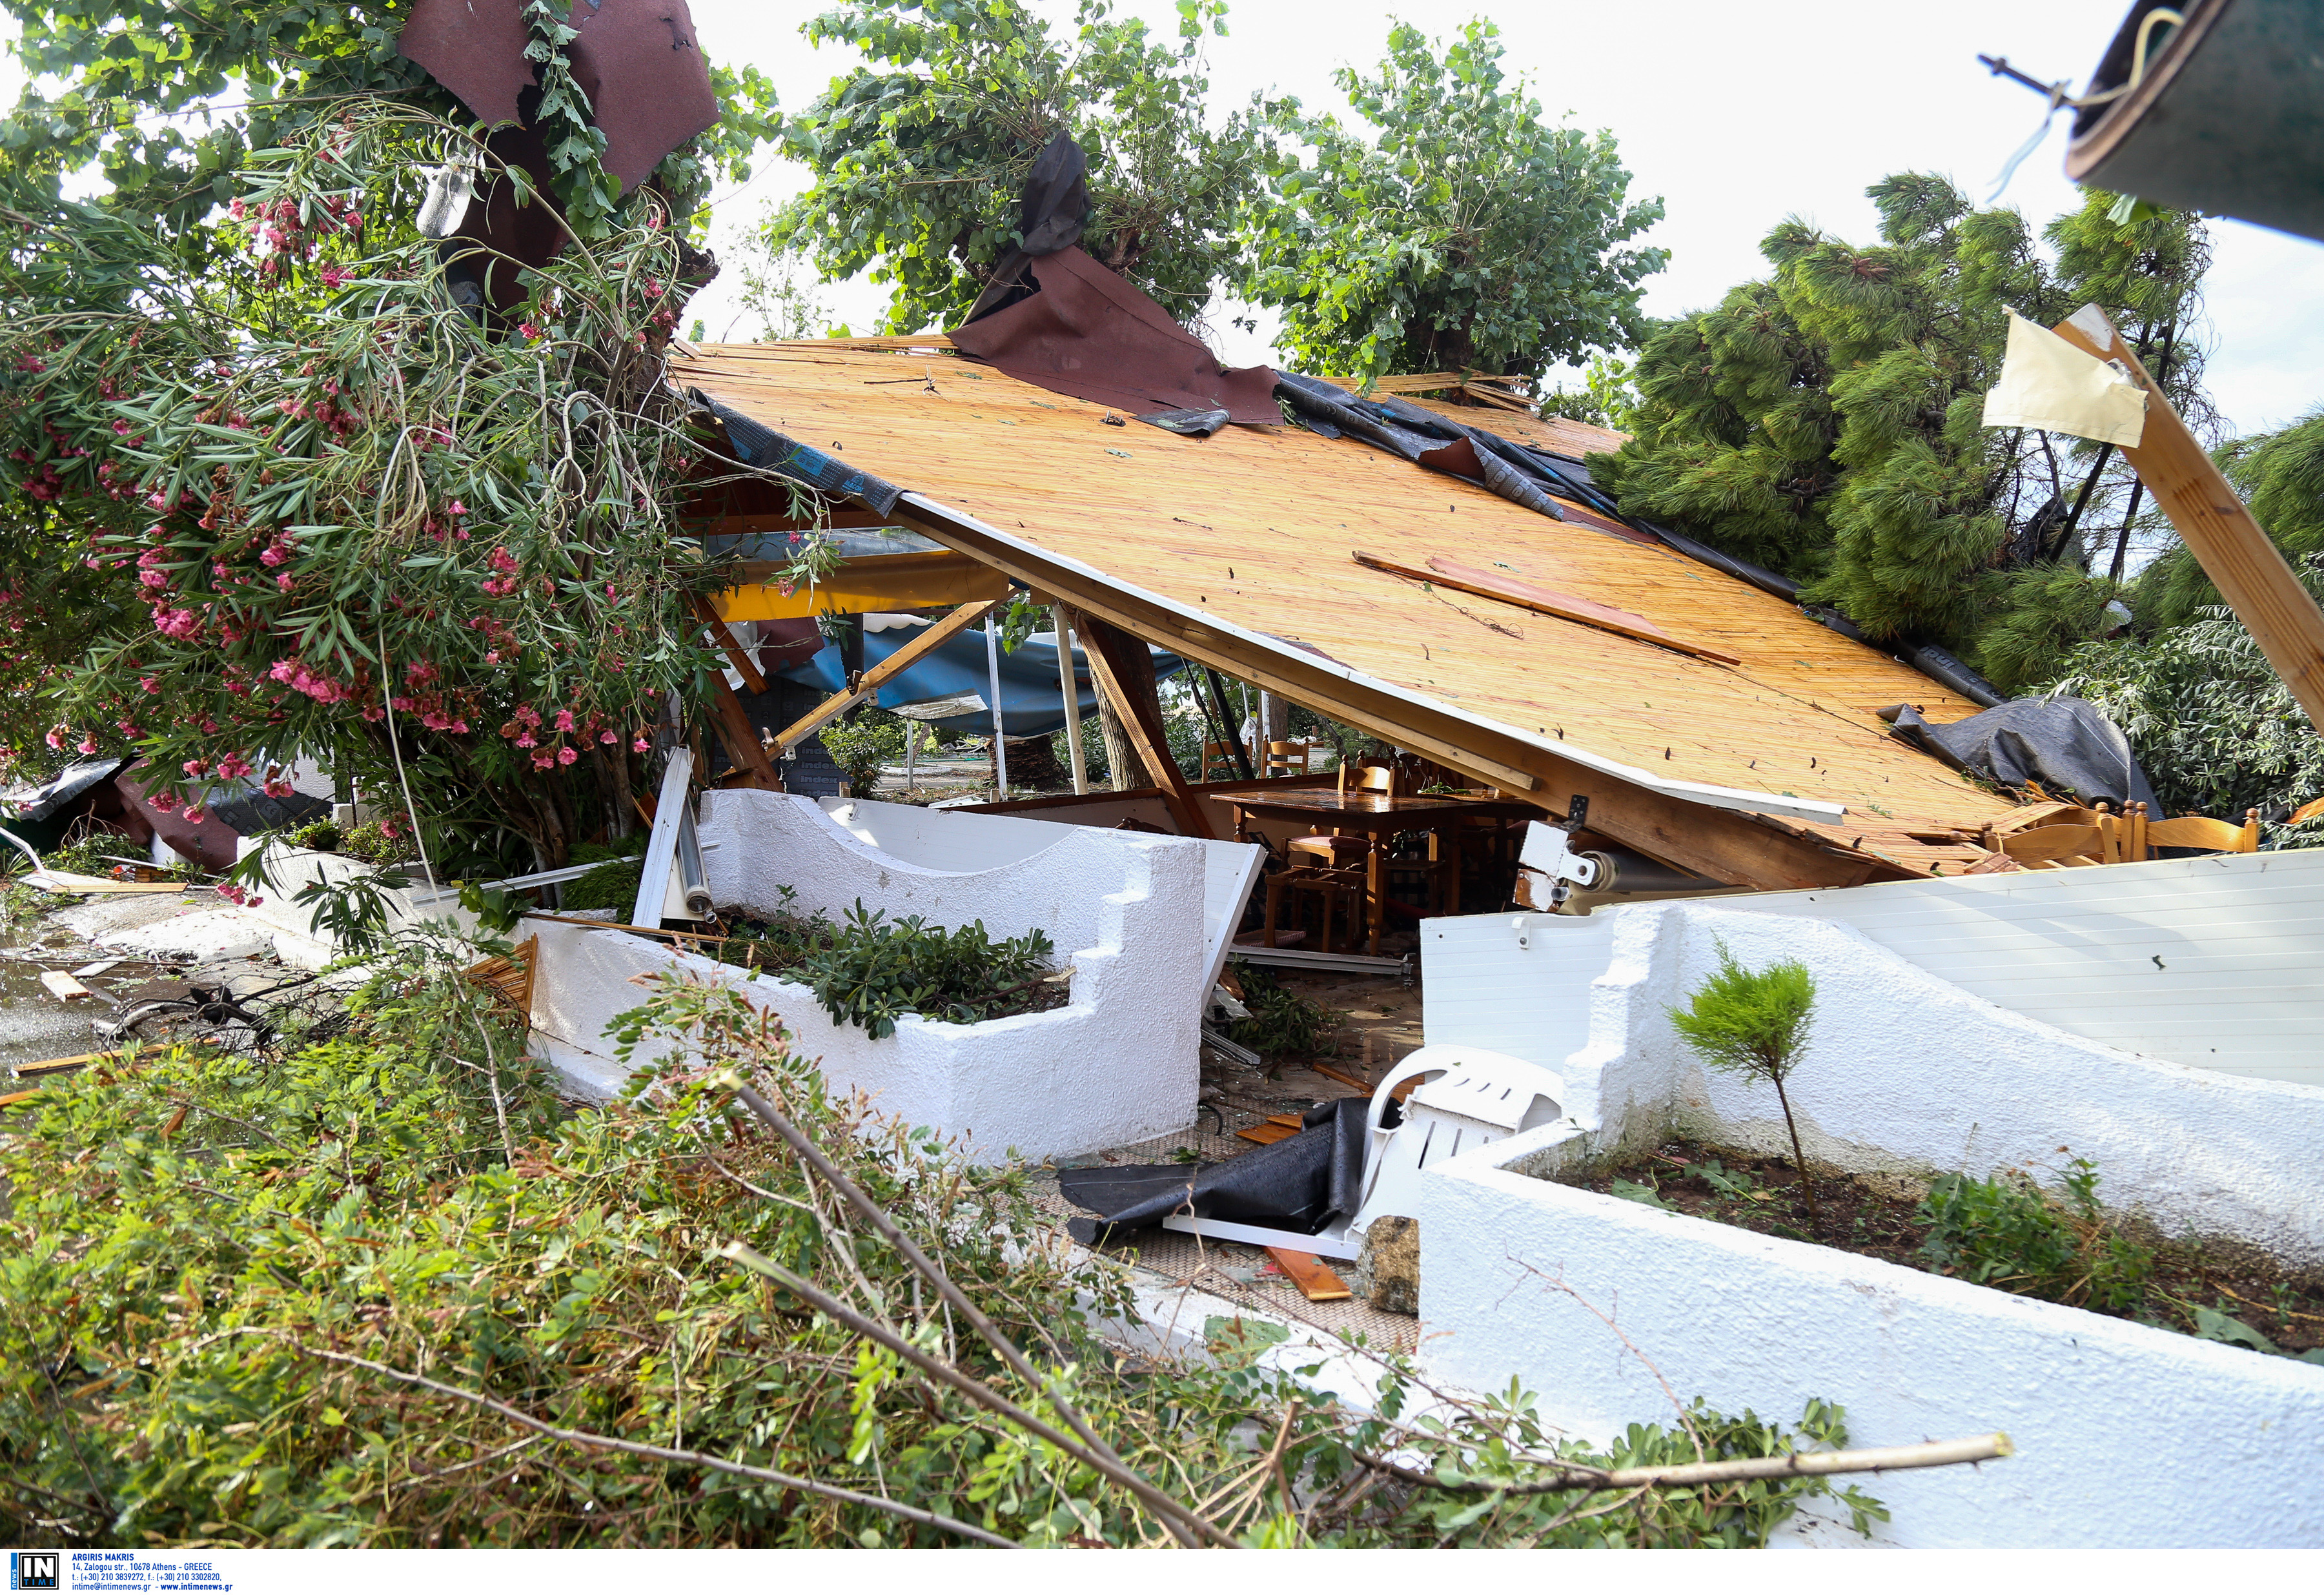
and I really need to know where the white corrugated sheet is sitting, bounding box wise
[1718,848,2324,1088]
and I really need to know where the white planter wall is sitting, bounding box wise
[1421,903,2324,1264]
[530,799,1224,1161]
[1414,1135,2324,1549]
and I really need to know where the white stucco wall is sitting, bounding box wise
[1422,904,2324,1264]
[1413,1136,2324,1549]
[700,790,1261,994]
[527,806,1214,1161]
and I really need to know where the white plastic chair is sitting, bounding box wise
[1349,1044,1566,1234]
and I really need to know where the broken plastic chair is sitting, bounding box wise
[1156,1042,1565,1263]
[1347,1045,1566,1234]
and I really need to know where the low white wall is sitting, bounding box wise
[529,805,1212,1161]
[1721,847,2324,1089]
[231,840,465,968]
[1414,1134,2324,1548]
[1422,903,2324,1264]
[702,790,1261,993]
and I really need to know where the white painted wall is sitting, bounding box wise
[702,791,1263,996]
[1420,903,2324,1265]
[1720,847,2324,1089]
[531,801,1216,1161]
[1414,1136,2324,1549]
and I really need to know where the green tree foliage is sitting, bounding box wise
[2050,556,2324,835]
[0,112,737,869]
[1243,20,1664,386]
[2134,407,2324,629]
[1667,940,1822,1227]
[0,960,1891,1548]
[769,0,1279,330]
[1595,178,2210,682]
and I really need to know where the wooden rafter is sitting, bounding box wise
[768,598,999,757]
[1354,550,1742,667]
[1066,607,1215,840]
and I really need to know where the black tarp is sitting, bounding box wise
[1059,1097,1369,1248]
[1882,697,2159,810]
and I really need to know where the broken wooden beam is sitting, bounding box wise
[769,598,999,757]
[2053,305,2324,731]
[691,592,769,694]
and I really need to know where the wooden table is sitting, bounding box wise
[1227,789,1541,955]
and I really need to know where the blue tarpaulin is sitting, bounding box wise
[771,622,1184,740]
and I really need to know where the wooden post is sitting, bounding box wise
[709,676,782,790]
[2053,304,2324,731]
[1055,604,1088,795]
[984,609,1009,797]
[1066,607,1215,839]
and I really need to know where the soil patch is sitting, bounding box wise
[1576,1139,2324,1361]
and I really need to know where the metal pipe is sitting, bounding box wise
[1055,604,1087,795]
[984,611,1008,796]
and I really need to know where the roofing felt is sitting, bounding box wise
[673,338,2023,875]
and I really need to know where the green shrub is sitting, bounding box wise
[562,857,644,915]
[1225,961,1343,1058]
[817,713,906,794]
[339,819,413,867]
[1919,1159,2152,1312]
[794,903,1057,1038]
[288,818,343,853]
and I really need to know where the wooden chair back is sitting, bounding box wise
[1199,740,1239,782]
[2140,806,2261,855]
[1263,738,1314,777]
[1343,761,1395,798]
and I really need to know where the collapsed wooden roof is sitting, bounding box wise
[673,335,2029,890]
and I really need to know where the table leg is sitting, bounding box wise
[1367,837,1384,956]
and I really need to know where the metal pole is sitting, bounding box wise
[903,720,917,797]
[1055,604,1088,795]
[984,611,1009,796]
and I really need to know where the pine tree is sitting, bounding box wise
[1593,178,2210,689]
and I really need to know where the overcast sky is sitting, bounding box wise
[6,1,2319,432]
[678,0,2324,436]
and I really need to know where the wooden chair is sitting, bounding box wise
[1200,740,1239,782]
[1997,824,2110,868]
[1263,853,1369,953]
[1262,738,1314,777]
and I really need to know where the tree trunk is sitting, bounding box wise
[1771,1075,1822,1231]
[1004,734,1065,791]
[1095,690,1137,792]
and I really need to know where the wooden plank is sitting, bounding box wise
[39,970,92,1001]
[770,598,999,755]
[1235,1121,1300,1146]
[1354,549,1742,666]
[0,1088,39,1110]
[712,549,1010,622]
[2053,306,2324,731]
[692,593,768,693]
[1309,1061,1372,1093]
[12,1038,216,1079]
[1069,611,1216,839]
[1266,1246,1354,1303]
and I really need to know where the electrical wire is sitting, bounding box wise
[1979,8,2184,201]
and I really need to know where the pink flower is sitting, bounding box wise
[44,726,65,750]
[259,545,286,567]
[446,500,466,517]
[488,547,517,574]
[379,820,400,839]
[556,745,577,766]
[77,736,96,754]
[514,733,536,748]
[320,265,349,289]
[632,736,649,753]
[183,758,209,777]
[553,709,574,731]
[599,729,618,744]
[181,805,206,824]
[276,572,296,592]
[518,322,540,340]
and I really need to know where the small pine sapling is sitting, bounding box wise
[1667,940,1822,1229]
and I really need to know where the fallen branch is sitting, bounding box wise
[1354,1431,2012,1496]
[717,1073,1234,1550]
[289,1341,1020,1549]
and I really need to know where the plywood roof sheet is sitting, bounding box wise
[676,340,2022,864]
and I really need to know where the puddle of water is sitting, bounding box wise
[0,911,173,1074]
